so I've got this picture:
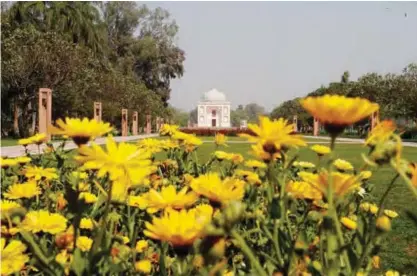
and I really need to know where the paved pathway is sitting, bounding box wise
[2,134,415,158]
[0,134,159,158]
[303,135,417,147]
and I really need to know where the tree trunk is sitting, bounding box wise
[13,101,19,137]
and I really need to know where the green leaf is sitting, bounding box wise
[71,249,88,276]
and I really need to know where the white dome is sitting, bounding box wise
[201,88,227,102]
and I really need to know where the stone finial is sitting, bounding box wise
[38,88,52,141]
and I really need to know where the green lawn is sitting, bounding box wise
[161,141,417,274]
[0,138,20,147]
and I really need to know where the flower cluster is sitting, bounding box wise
[1,95,414,276]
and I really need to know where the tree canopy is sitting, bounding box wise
[1,1,185,137]
[271,65,417,130]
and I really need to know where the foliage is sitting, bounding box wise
[2,95,416,275]
[1,1,186,137]
[271,66,417,132]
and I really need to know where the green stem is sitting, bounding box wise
[231,229,268,276]
[20,231,55,274]
[353,173,399,274]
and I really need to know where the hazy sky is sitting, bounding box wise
[142,2,417,112]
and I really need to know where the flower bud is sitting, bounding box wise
[376,216,391,232]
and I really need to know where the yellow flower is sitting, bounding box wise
[369,204,379,215]
[1,158,18,168]
[214,151,230,161]
[190,173,245,206]
[234,169,261,185]
[340,217,357,230]
[250,143,281,162]
[214,133,228,147]
[160,124,179,136]
[135,240,149,253]
[160,139,179,150]
[79,192,98,204]
[240,116,306,154]
[55,250,73,275]
[372,255,380,269]
[193,255,204,268]
[1,226,20,236]
[76,236,93,252]
[183,174,195,185]
[49,117,112,146]
[21,210,67,234]
[286,181,322,201]
[144,204,213,247]
[359,171,372,180]
[1,238,29,275]
[137,138,164,154]
[333,159,354,171]
[310,144,331,156]
[244,159,267,169]
[365,120,396,146]
[384,210,399,219]
[18,137,33,146]
[25,166,58,181]
[135,260,152,274]
[385,270,400,276]
[128,195,148,209]
[298,171,360,198]
[0,200,22,215]
[172,131,203,146]
[143,185,199,212]
[18,133,47,146]
[300,95,379,135]
[293,161,316,169]
[4,180,41,199]
[230,153,244,164]
[376,216,391,232]
[79,218,94,230]
[71,171,88,180]
[76,136,153,184]
[15,156,31,165]
[408,162,417,188]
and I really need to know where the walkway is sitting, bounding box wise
[1,134,415,158]
[0,134,159,158]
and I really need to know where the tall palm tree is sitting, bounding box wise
[6,1,107,55]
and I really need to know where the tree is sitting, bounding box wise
[244,103,266,123]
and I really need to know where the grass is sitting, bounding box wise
[0,138,20,147]
[154,140,417,274]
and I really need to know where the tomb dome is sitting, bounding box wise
[201,88,227,102]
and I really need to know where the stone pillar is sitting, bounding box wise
[187,120,192,127]
[132,111,138,135]
[93,102,102,122]
[293,115,298,133]
[313,118,320,136]
[371,111,379,131]
[38,88,52,141]
[160,118,164,128]
[155,117,161,132]
[121,109,128,136]
[146,114,151,134]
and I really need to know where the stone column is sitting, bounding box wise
[313,118,320,136]
[293,115,298,133]
[371,111,379,131]
[132,111,138,135]
[38,88,52,141]
[146,114,151,134]
[93,102,102,122]
[121,109,128,136]
[156,117,161,132]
